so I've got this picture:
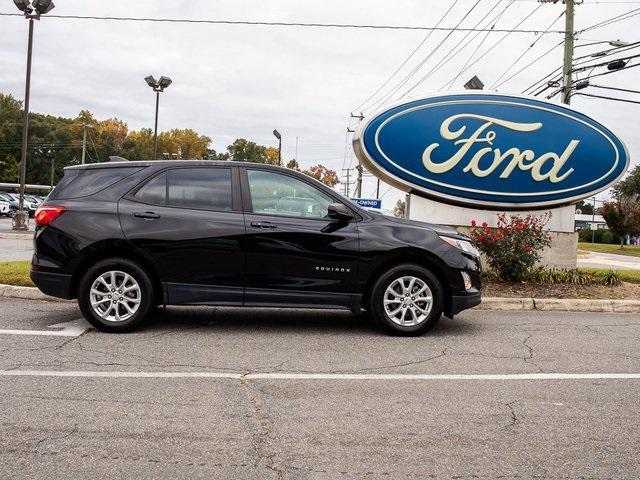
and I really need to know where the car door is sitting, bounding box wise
[241,167,360,310]
[119,166,246,305]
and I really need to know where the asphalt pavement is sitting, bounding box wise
[0,297,639,479]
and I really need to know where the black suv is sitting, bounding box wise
[31,161,481,335]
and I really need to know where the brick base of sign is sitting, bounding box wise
[407,194,578,269]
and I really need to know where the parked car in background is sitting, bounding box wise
[0,192,38,218]
[0,199,9,216]
[30,160,481,335]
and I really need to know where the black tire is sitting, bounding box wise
[77,258,154,333]
[369,263,444,336]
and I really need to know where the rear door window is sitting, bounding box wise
[167,168,232,211]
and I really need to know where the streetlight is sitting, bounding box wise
[272,129,282,166]
[11,0,55,231]
[145,75,172,160]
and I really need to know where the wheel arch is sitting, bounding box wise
[362,249,452,315]
[69,240,163,303]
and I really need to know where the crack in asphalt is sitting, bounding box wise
[351,348,449,373]
[239,379,285,479]
[504,401,519,433]
[34,423,79,446]
[522,335,544,373]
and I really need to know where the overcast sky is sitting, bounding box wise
[1,0,638,209]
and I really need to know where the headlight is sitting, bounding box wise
[439,235,480,257]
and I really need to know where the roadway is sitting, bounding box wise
[0,297,639,479]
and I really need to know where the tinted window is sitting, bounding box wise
[134,172,167,205]
[49,167,141,200]
[167,168,232,211]
[247,170,333,219]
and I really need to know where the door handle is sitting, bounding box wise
[133,211,161,219]
[251,221,277,229]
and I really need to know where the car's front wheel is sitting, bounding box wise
[370,264,444,336]
[78,258,154,333]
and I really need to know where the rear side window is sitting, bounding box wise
[48,167,142,200]
[134,172,167,205]
[132,168,233,211]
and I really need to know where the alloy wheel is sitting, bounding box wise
[383,275,433,327]
[89,270,141,323]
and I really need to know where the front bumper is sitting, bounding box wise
[30,269,73,299]
[447,289,481,317]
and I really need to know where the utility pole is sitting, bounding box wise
[591,196,596,243]
[355,163,363,198]
[81,124,87,164]
[562,0,575,104]
[341,168,352,197]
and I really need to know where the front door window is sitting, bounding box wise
[247,170,333,219]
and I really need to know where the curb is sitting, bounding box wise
[0,284,639,312]
[0,284,71,303]
[0,233,33,240]
[476,297,640,313]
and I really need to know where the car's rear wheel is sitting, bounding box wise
[78,258,153,333]
[370,263,443,336]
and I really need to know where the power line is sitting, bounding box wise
[522,40,640,94]
[494,40,564,89]
[366,0,484,112]
[440,2,541,91]
[490,10,565,89]
[589,83,640,94]
[579,6,640,32]
[0,12,569,34]
[440,0,518,91]
[399,0,506,96]
[350,0,460,113]
[573,92,640,104]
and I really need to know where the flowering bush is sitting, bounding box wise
[469,212,553,281]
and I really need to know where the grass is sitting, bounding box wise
[579,267,640,284]
[0,261,34,287]
[578,242,640,258]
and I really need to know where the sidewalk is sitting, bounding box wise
[577,249,640,271]
[0,218,33,262]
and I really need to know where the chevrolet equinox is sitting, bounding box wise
[31,161,481,335]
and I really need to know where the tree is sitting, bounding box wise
[227,138,274,164]
[394,199,406,218]
[575,199,594,215]
[612,165,640,198]
[302,164,339,187]
[600,195,640,248]
[286,159,300,170]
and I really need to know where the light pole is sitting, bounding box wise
[272,129,282,166]
[12,0,55,231]
[145,75,172,159]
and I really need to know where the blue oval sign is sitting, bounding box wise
[353,93,630,209]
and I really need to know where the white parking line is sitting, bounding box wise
[0,319,91,337]
[0,370,639,381]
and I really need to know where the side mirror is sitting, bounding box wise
[327,203,354,222]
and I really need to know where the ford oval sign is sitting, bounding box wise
[353,93,630,209]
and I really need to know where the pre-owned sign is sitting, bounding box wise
[352,93,629,210]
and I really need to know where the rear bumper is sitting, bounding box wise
[447,290,481,317]
[30,270,74,299]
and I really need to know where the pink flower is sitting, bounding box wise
[471,220,477,227]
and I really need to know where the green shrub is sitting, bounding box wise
[578,228,621,244]
[599,270,622,287]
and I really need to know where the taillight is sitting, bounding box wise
[34,205,66,226]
